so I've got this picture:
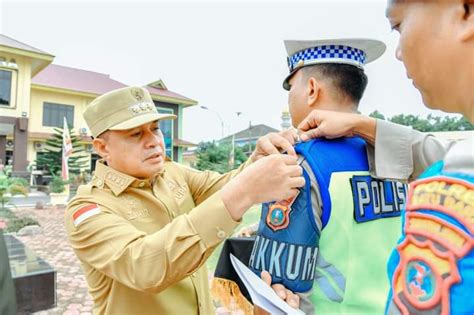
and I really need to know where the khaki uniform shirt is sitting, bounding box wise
[369,119,461,181]
[65,159,249,315]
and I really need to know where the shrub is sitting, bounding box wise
[49,176,67,193]
[0,174,29,209]
[0,207,15,219]
[5,217,39,233]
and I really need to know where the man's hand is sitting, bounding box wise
[297,110,377,144]
[254,271,300,315]
[250,129,299,162]
[238,155,304,204]
[221,154,304,221]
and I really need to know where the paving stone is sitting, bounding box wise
[66,304,82,310]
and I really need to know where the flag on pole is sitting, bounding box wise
[61,117,73,181]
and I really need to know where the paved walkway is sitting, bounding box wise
[12,206,93,315]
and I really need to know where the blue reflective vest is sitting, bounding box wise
[250,136,404,303]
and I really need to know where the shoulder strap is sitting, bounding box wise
[76,184,93,196]
[295,137,369,228]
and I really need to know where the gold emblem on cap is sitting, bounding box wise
[296,60,305,68]
[129,102,155,116]
[131,105,140,114]
[131,88,144,101]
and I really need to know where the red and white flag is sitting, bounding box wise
[61,117,73,181]
[73,204,101,227]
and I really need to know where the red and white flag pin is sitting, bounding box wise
[73,204,101,227]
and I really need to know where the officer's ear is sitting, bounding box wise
[306,77,321,107]
[92,133,110,159]
[459,1,474,41]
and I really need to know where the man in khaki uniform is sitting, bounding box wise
[65,86,304,314]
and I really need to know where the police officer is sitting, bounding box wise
[297,1,474,314]
[249,38,408,315]
[65,86,305,314]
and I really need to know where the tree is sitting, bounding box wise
[369,110,385,120]
[196,141,247,173]
[35,127,89,177]
[425,114,473,131]
[368,112,473,132]
[389,114,432,132]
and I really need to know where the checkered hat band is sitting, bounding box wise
[288,45,366,71]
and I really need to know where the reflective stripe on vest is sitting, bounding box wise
[314,254,346,303]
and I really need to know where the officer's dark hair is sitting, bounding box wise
[301,63,368,105]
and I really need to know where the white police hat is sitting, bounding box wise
[283,38,386,90]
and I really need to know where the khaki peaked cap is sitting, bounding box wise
[84,86,176,137]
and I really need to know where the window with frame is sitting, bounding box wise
[157,107,174,159]
[0,69,12,106]
[43,102,74,128]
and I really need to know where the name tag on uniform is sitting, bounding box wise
[351,176,407,223]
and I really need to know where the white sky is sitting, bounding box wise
[0,0,459,143]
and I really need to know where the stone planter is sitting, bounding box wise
[49,192,69,206]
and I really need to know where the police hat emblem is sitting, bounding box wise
[131,87,144,101]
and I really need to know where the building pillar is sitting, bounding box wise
[0,135,6,166]
[12,118,29,179]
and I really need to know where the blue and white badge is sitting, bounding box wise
[350,175,407,223]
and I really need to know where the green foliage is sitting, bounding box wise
[196,141,247,173]
[389,114,432,132]
[0,207,15,219]
[35,127,89,176]
[4,217,39,233]
[0,174,28,210]
[49,176,67,193]
[0,195,39,233]
[368,110,385,120]
[368,111,473,132]
[3,163,12,177]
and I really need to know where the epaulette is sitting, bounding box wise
[76,184,93,196]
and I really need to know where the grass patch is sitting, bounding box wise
[207,204,261,273]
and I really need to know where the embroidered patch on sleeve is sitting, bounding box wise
[73,204,101,227]
[391,176,474,315]
[266,190,300,232]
